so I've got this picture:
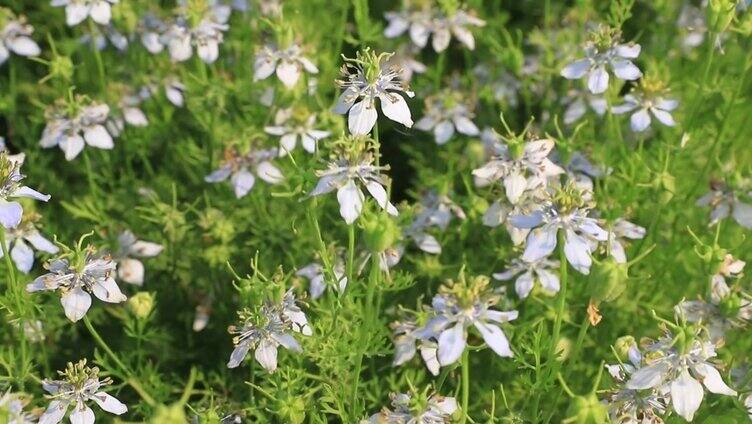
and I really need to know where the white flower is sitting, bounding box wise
[627,333,736,421]
[307,156,398,225]
[0,154,51,229]
[39,359,127,424]
[357,244,404,274]
[510,196,608,274]
[362,391,457,423]
[603,344,668,423]
[0,390,35,423]
[605,218,646,263]
[26,248,127,322]
[385,8,485,52]
[264,109,331,155]
[115,231,163,286]
[561,89,607,125]
[493,257,560,299]
[164,78,186,107]
[481,200,532,246]
[138,13,167,54]
[296,260,347,300]
[162,14,228,64]
[227,290,310,372]
[40,101,114,161]
[472,138,564,204]
[696,182,752,228]
[0,216,59,273]
[612,93,678,132]
[253,44,319,88]
[560,33,642,94]
[205,147,284,198]
[415,92,480,145]
[677,5,707,51]
[405,191,465,254]
[0,16,41,65]
[333,50,414,136]
[390,317,440,376]
[50,0,118,27]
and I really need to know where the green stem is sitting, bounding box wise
[350,258,380,418]
[550,232,568,361]
[87,19,106,91]
[461,349,470,424]
[346,224,355,288]
[0,226,29,388]
[82,149,98,196]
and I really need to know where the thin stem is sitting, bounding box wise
[346,224,355,288]
[461,349,470,424]
[550,232,568,361]
[0,226,29,388]
[82,149,98,196]
[87,19,106,91]
[350,257,381,419]
[373,121,380,167]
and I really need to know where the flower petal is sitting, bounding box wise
[378,93,413,128]
[348,100,377,136]
[437,323,466,366]
[671,369,704,422]
[612,60,642,80]
[337,180,364,224]
[93,392,128,415]
[61,287,92,322]
[630,109,652,132]
[693,362,737,396]
[522,226,558,262]
[83,125,114,149]
[255,338,278,372]
[587,66,609,94]
[560,59,591,79]
[0,200,23,229]
[474,321,513,357]
[10,239,34,273]
[91,277,127,303]
[276,60,301,88]
[230,169,256,198]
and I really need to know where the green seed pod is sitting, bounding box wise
[362,213,399,253]
[50,55,75,83]
[588,258,629,302]
[127,292,156,319]
[565,393,609,424]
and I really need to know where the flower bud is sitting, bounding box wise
[362,213,399,253]
[127,292,155,319]
[565,393,609,424]
[614,336,637,361]
[588,258,629,302]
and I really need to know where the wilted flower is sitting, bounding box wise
[51,0,118,27]
[612,89,678,132]
[415,90,480,145]
[296,259,347,300]
[696,181,752,228]
[39,359,127,424]
[0,154,51,229]
[254,44,319,88]
[627,331,736,421]
[227,290,311,372]
[510,185,608,274]
[0,212,58,273]
[603,343,668,424]
[560,27,641,94]
[472,138,564,204]
[307,153,398,224]
[605,218,646,263]
[0,390,35,423]
[362,390,458,423]
[205,147,284,198]
[115,230,163,286]
[26,243,127,322]
[333,49,414,136]
[493,256,560,299]
[162,6,228,64]
[264,108,331,155]
[40,99,114,161]
[0,11,41,65]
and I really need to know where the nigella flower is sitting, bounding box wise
[1,212,58,273]
[105,89,151,137]
[472,137,564,204]
[481,200,532,246]
[0,12,41,65]
[205,147,284,198]
[390,316,440,376]
[26,243,127,322]
[385,7,485,52]
[362,391,458,423]
[253,44,319,89]
[415,91,480,145]
[0,153,51,229]
[333,49,414,136]
[627,332,736,421]
[296,259,347,300]
[560,26,642,94]
[493,256,560,299]
[39,359,127,424]
[264,108,331,155]
[605,218,646,263]
[510,185,608,274]
[164,78,186,107]
[138,12,167,54]
[51,0,118,27]
[114,230,163,286]
[560,88,607,125]
[431,275,517,367]
[404,191,465,254]
[603,343,668,423]
[0,390,35,423]
[40,99,114,161]
[696,181,752,228]
[226,290,310,372]
[612,88,678,132]
[162,7,228,64]
[307,153,398,225]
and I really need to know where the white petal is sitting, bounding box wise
[91,277,127,303]
[420,346,441,376]
[509,211,544,228]
[587,66,609,94]
[12,186,51,201]
[272,333,302,353]
[90,1,112,25]
[39,400,68,424]
[93,392,128,415]
[255,339,278,372]
[205,166,232,183]
[671,370,704,422]
[615,43,641,58]
[169,35,193,62]
[254,56,277,81]
[693,362,737,396]
[123,108,148,127]
[83,125,114,149]
[434,120,455,145]
[333,87,357,115]
[452,26,475,50]
[563,229,592,274]
[627,362,669,390]
[432,27,451,52]
[8,36,41,56]
[231,169,255,198]
[10,239,34,273]
[279,133,298,154]
[197,40,219,64]
[560,59,591,79]
[503,172,527,204]
[61,287,92,322]
[630,109,652,132]
[409,23,430,48]
[474,321,513,357]
[348,100,377,136]
[276,61,301,88]
[515,271,534,299]
[437,323,466,366]
[130,241,163,257]
[0,200,23,228]
[414,233,441,254]
[66,4,89,26]
[733,202,752,228]
[227,343,250,368]
[522,226,558,262]
[536,268,560,293]
[117,258,145,285]
[60,135,85,160]
[378,93,413,128]
[414,115,436,131]
[453,116,479,136]
[364,180,398,216]
[25,232,59,253]
[652,108,676,127]
[612,60,642,80]
[337,180,364,224]
[256,161,284,184]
